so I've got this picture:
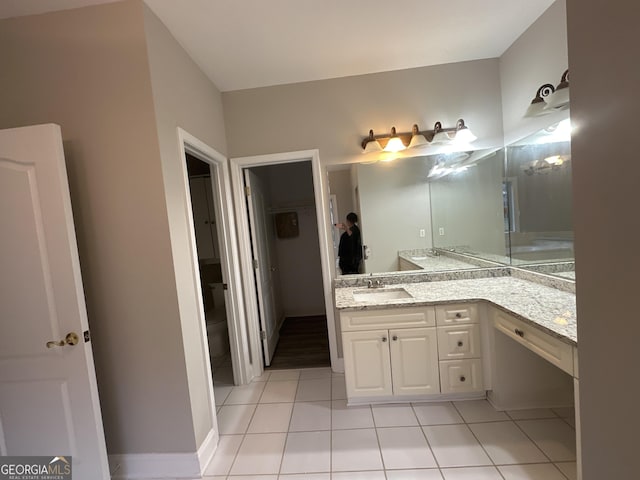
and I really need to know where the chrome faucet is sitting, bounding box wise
[367,279,384,288]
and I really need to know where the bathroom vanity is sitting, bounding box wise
[334,267,580,475]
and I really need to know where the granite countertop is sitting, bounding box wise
[398,252,482,272]
[335,276,577,345]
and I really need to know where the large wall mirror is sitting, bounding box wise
[327,113,573,279]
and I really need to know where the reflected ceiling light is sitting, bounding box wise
[383,127,406,152]
[524,83,555,117]
[361,119,476,152]
[453,119,477,144]
[408,124,430,148]
[545,69,570,109]
[362,130,382,154]
[544,155,565,166]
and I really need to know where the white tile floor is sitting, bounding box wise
[206,367,577,480]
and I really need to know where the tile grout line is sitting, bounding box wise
[277,376,300,477]
[450,400,507,480]
[511,418,573,480]
[371,403,388,475]
[410,402,443,474]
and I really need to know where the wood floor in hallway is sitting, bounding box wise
[266,315,331,370]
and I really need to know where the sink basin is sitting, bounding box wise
[353,288,413,302]
[411,256,428,261]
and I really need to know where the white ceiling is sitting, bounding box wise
[0,0,556,92]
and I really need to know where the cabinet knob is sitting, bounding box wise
[382,337,387,342]
[514,328,525,338]
[455,312,462,318]
[457,341,464,347]
[392,335,398,341]
[460,375,466,382]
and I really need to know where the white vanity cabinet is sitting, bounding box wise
[341,303,484,403]
[189,176,220,261]
[436,303,484,394]
[341,307,439,400]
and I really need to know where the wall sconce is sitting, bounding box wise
[361,119,476,153]
[524,83,555,117]
[545,69,570,109]
[524,69,570,117]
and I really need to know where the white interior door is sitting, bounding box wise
[244,169,279,365]
[0,124,109,478]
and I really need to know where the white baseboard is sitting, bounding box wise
[197,428,218,473]
[109,452,200,479]
[108,429,219,479]
[332,357,344,373]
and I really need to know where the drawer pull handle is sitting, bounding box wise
[457,341,464,347]
[460,375,466,382]
[382,337,387,342]
[392,335,398,341]
[455,313,462,318]
[514,328,525,338]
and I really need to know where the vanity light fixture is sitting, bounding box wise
[453,119,477,144]
[524,83,556,118]
[362,130,383,154]
[430,122,453,144]
[524,70,570,117]
[383,127,407,152]
[545,69,570,109]
[408,124,430,148]
[361,119,476,152]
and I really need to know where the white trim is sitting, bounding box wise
[178,128,251,386]
[108,453,200,479]
[230,150,340,377]
[197,427,219,473]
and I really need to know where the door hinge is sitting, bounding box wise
[260,330,266,340]
[253,258,258,269]
[245,186,251,196]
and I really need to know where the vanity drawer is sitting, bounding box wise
[439,359,484,394]
[437,324,481,360]
[341,307,436,332]
[435,303,479,326]
[493,310,574,376]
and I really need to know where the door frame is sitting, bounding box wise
[177,128,252,386]
[230,149,342,379]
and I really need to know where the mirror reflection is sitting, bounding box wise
[327,116,574,279]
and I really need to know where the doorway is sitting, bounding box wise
[185,153,234,385]
[244,162,329,370]
[230,150,339,379]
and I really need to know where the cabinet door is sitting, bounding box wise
[390,327,440,396]
[203,176,220,260]
[189,177,215,260]
[343,330,392,398]
[439,359,483,394]
[437,324,482,360]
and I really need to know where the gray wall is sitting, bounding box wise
[222,58,505,165]
[0,0,196,454]
[143,4,228,448]
[500,0,569,144]
[567,0,640,477]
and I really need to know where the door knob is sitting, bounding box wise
[46,332,80,349]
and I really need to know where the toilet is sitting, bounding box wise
[206,283,228,358]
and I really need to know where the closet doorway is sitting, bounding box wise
[231,150,338,378]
